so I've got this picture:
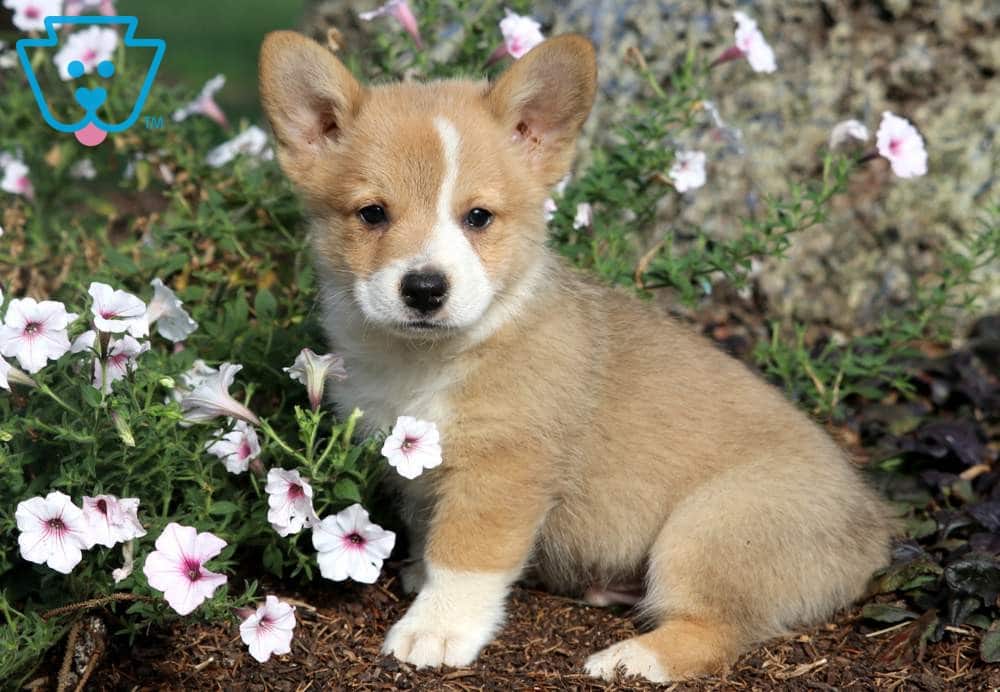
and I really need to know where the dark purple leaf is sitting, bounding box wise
[968,501,1000,533]
[899,420,988,467]
[944,554,1000,603]
[970,533,1000,555]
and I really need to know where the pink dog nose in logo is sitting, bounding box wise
[74,123,108,147]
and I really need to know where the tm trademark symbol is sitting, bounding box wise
[144,115,164,130]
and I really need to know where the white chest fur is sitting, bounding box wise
[330,347,466,434]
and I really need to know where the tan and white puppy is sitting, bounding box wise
[259,32,893,683]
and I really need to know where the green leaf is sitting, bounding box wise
[873,558,943,593]
[254,288,277,322]
[208,501,240,517]
[333,477,363,504]
[861,603,918,624]
[262,543,283,578]
[80,384,102,409]
[981,621,1000,662]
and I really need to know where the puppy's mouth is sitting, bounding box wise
[407,320,443,330]
[391,319,455,335]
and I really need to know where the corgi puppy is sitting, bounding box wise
[259,32,892,683]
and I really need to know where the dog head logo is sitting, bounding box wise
[16,15,165,147]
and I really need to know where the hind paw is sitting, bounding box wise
[584,638,670,684]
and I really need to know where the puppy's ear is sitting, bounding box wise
[485,35,597,186]
[259,31,364,193]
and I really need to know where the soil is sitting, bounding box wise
[81,573,999,691]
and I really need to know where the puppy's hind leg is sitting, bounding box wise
[585,456,891,683]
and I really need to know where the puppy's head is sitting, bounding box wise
[259,32,596,339]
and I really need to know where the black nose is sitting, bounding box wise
[400,271,449,314]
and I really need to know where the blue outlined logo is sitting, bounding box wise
[16,16,165,147]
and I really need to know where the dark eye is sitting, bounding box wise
[358,205,388,226]
[464,207,493,230]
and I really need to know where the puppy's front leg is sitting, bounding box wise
[382,460,549,668]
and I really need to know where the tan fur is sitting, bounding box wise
[260,31,893,682]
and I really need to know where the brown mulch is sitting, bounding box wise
[78,572,998,691]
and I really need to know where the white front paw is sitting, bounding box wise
[382,609,487,667]
[381,564,513,668]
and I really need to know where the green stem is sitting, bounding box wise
[258,418,308,466]
[37,384,77,415]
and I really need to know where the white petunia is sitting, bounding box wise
[69,158,97,180]
[145,278,198,342]
[1,159,34,199]
[53,26,118,81]
[205,126,274,168]
[3,0,62,33]
[81,495,146,548]
[572,202,593,230]
[381,415,442,480]
[239,595,297,663]
[313,503,395,584]
[829,119,870,149]
[283,348,347,411]
[265,468,317,537]
[93,334,149,393]
[733,11,776,74]
[179,362,260,425]
[668,150,707,193]
[88,282,149,337]
[0,297,76,373]
[16,491,91,574]
[205,420,260,474]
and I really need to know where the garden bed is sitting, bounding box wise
[78,574,998,690]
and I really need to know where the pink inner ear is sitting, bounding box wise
[515,121,543,149]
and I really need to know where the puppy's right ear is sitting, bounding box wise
[259,31,364,193]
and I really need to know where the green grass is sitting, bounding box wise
[116,0,307,120]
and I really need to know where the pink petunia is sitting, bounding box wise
[172,74,229,128]
[499,9,544,59]
[876,111,927,178]
[142,523,228,615]
[358,0,422,48]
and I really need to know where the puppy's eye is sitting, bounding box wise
[358,205,388,226]
[464,207,493,230]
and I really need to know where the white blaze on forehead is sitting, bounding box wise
[433,117,461,228]
[420,117,494,325]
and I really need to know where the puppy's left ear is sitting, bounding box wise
[485,35,597,186]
